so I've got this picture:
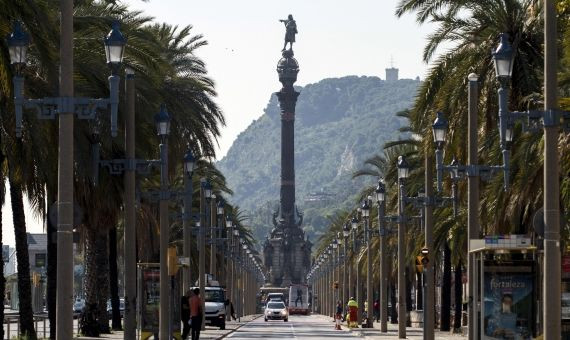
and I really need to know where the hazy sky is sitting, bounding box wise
[2,0,439,247]
[125,0,436,158]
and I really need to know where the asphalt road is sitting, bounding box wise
[227,314,356,339]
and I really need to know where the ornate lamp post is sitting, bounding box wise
[342,223,350,308]
[489,30,570,337]
[361,198,373,328]
[396,156,410,338]
[8,20,126,339]
[374,180,403,333]
[182,150,196,291]
[154,104,173,340]
[199,178,212,330]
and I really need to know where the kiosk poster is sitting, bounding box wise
[483,268,533,339]
[140,268,160,333]
[139,267,181,335]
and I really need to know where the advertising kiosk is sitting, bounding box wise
[470,235,537,340]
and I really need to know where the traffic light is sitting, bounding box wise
[32,272,40,287]
[168,246,179,276]
[416,247,430,273]
[415,256,424,273]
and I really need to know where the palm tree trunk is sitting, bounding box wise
[440,240,451,331]
[416,272,423,310]
[109,227,122,330]
[405,267,412,326]
[80,227,100,337]
[453,261,463,331]
[9,177,37,339]
[390,277,397,323]
[96,229,110,333]
[0,151,5,340]
[46,189,57,340]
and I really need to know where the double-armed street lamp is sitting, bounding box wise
[430,32,546,335]
[361,198,374,328]
[489,31,570,338]
[8,20,126,339]
[154,104,174,340]
[182,150,196,291]
[342,223,350,309]
[374,180,392,333]
[199,178,212,330]
[350,212,364,324]
[396,156,410,339]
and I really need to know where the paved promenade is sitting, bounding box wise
[312,314,466,340]
[74,314,260,340]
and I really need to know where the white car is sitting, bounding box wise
[264,301,288,322]
[191,286,226,330]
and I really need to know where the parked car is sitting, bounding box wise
[562,293,570,320]
[264,300,288,322]
[73,299,85,318]
[107,298,125,318]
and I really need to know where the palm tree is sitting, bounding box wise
[396,0,547,234]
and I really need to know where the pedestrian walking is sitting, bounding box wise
[373,299,380,322]
[181,290,192,339]
[335,301,343,330]
[190,287,203,340]
[347,297,359,328]
[225,299,237,321]
[295,288,303,307]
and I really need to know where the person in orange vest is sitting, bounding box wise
[347,297,359,328]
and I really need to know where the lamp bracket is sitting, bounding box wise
[139,189,171,202]
[404,195,427,209]
[134,159,162,175]
[433,195,454,208]
[100,159,127,175]
[505,109,570,131]
[476,165,504,181]
[382,215,399,224]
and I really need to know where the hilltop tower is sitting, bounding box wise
[263,21,311,286]
[386,57,399,81]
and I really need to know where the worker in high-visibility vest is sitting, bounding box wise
[347,297,358,328]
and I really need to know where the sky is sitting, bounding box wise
[2,0,439,247]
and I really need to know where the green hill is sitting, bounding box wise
[217,75,419,244]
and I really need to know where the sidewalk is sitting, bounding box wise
[74,315,260,340]
[313,314,466,339]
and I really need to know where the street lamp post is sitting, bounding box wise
[342,224,350,309]
[351,214,362,324]
[543,2,562,337]
[182,151,196,291]
[397,155,410,339]
[490,29,569,337]
[217,199,225,285]
[420,247,430,340]
[8,19,126,339]
[375,181,389,333]
[155,105,172,340]
[123,68,136,340]
[329,239,338,320]
[423,155,435,340]
[362,198,373,328]
[199,179,212,330]
[225,214,234,321]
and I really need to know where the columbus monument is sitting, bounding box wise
[263,14,312,287]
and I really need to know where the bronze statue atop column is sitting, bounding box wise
[263,15,312,287]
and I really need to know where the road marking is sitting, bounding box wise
[290,320,297,339]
